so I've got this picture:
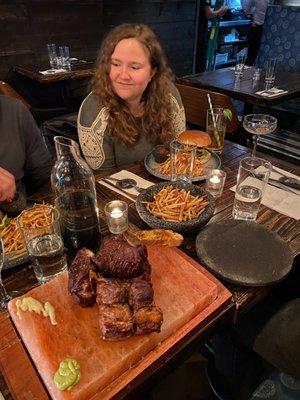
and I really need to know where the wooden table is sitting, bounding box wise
[1,140,299,399]
[178,67,300,109]
[13,62,95,107]
[13,62,95,84]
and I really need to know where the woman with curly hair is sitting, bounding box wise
[78,23,185,172]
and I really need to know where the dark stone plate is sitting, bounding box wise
[144,145,221,182]
[136,181,215,234]
[196,220,293,286]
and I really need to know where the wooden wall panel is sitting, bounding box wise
[0,0,197,106]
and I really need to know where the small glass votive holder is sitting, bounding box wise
[205,169,226,198]
[104,200,128,234]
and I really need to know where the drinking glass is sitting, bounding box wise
[206,108,227,154]
[59,46,71,71]
[243,114,277,157]
[17,205,67,284]
[47,43,58,69]
[0,237,20,309]
[170,140,196,183]
[233,157,271,221]
[234,54,246,77]
[265,58,277,84]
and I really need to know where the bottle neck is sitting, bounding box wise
[54,136,80,158]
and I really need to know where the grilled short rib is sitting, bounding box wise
[134,306,163,335]
[68,248,96,307]
[92,234,151,279]
[96,277,129,306]
[129,278,154,311]
[99,304,134,340]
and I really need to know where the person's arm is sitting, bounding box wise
[203,4,229,19]
[0,167,16,202]
[21,107,53,195]
[243,0,254,13]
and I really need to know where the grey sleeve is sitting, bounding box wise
[21,107,53,194]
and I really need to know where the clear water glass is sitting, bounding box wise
[47,43,58,69]
[233,157,271,221]
[59,46,71,71]
[234,54,246,77]
[0,237,20,309]
[265,58,277,84]
[170,140,196,183]
[17,206,67,284]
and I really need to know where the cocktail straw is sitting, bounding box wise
[207,94,221,147]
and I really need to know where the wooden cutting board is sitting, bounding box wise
[4,246,231,400]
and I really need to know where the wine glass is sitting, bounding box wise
[0,237,20,309]
[243,114,277,157]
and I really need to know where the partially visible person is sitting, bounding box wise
[78,23,186,173]
[208,263,300,399]
[0,95,53,202]
[196,1,229,72]
[243,0,273,65]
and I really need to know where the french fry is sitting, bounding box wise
[156,151,210,177]
[142,185,209,222]
[0,204,53,259]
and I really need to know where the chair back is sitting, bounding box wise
[256,5,300,73]
[0,81,30,109]
[176,81,239,134]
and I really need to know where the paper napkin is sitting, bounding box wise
[231,166,300,220]
[255,88,288,98]
[39,69,68,75]
[98,170,153,201]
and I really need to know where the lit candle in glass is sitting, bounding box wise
[104,200,128,234]
[206,169,226,197]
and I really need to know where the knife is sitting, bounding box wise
[267,179,299,195]
[100,178,137,201]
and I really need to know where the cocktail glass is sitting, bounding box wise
[243,114,277,157]
[0,237,20,309]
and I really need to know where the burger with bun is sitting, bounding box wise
[178,130,212,164]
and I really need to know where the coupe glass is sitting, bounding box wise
[243,114,277,157]
[0,237,20,309]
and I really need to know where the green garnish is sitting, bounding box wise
[223,109,233,121]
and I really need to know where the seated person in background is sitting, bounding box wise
[78,23,186,173]
[0,95,53,202]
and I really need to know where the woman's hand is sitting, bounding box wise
[0,167,16,202]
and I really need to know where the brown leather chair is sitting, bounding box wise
[0,81,30,109]
[0,80,69,126]
[176,81,239,134]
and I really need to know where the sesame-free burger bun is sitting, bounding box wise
[178,130,212,147]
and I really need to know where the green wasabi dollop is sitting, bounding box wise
[54,358,81,391]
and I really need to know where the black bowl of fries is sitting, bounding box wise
[136,181,215,233]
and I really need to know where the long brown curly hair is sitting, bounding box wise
[93,23,175,145]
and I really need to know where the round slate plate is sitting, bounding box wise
[144,145,221,182]
[136,181,215,233]
[195,220,293,286]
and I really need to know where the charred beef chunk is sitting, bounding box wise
[96,277,129,306]
[99,304,133,340]
[129,278,154,311]
[92,234,151,279]
[68,248,96,307]
[134,306,163,335]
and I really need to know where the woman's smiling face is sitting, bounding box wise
[109,38,155,105]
